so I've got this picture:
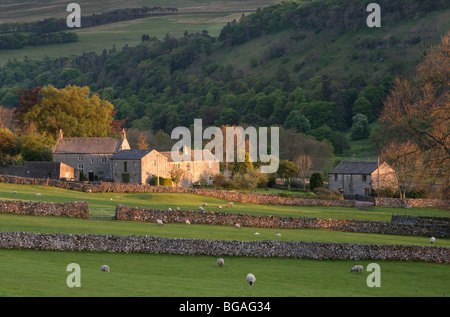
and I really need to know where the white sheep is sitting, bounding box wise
[198,206,205,212]
[217,258,224,267]
[226,202,233,208]
[275,232,281,237]
[254,232,260,235]
[246,273,256,287]
[156,219,164,226]
[185,219,191,225]
[217,206,223,209]
[100,265,110,272]
[235,223,241,229]
[168,207,172,212]
[35,193,41,197]
[351,265,363,273]
[430,237,436,244]
[176,207,180,211]
[12,191,17,194]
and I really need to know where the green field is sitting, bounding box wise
[0,182,449,297]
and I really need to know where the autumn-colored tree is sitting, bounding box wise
[136,131,150,149]
[23,85,116,138]
[380,32,450,180]
[381,141,424,199]
[13,86,41,134]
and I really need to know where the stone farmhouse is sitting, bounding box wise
[110,149,168,184]
[52,129,130,181]
[52,130,220,186]
[0,161,74,180]
[328,160,397,197]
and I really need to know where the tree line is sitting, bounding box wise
[0,31,78,50]
[0,7,178,35]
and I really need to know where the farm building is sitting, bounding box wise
[52,129,130,181]
[328,160,397,197]
[110,149,168,184]
[0,161,75,180]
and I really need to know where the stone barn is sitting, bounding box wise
[328,160,397,197]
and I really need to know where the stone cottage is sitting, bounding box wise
[52,129,130,181]
[110,149,168,184]
[328,160,397,197]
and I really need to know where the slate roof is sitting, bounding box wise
[329,161,379,175]
[160,149,215,162]
[53,137,125,154]
[111,149,152,160]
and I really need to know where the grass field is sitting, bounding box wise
[0,182,448,297]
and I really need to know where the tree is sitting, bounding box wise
[13,86,41,134]
[232,151,253,175]
[352,96,374,122]
[136,131,149,150]
[309,172,324,191]
[296,154,312,189]
[284,110,311,133]
[380,32,450,179]
[381,141,423,199]
[277,159,299,183]
[351,114,371,140]
[23,85,116,138]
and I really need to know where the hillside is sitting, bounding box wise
[0,0,449,162]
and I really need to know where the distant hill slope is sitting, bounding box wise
[0,0,448,159]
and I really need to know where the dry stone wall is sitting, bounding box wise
[0,231,448,263]
[0,200,89,219]
[116,205,450,238]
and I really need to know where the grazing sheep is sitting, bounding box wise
[176,207,180,211]
[217,258,224,267]
[246,273,256,286]
[12,191,17,194]
[275,232,281,237]
[202,203,208,207]
[35,193,41,197]
[156,219,164,226]
[254,232,260,235]
[100,265,110,272]
[185,219,191,225]
[217,206,222,209]
[351,265,363,274]
[235,223,241,229]
[198,206,205,212]
[226,202,233,208]
[430,237,436,244]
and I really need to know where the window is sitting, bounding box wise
[114,162,117,167]
[101,157,107,163]
[124,161,127,172]
[152,160,156,166]
[134,162,137,168]
[362,175,367,182]
[334,174,338,181]
[91,158,94,164]
[78,156,83,161]
[187,163,191,172]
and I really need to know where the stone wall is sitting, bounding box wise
[0,231,448,263]
[0,175,448,209]
[115,205,450,238]
[0,200,89,219]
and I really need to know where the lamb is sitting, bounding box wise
[100,265,110,272]
[198,206,205,212]
[156,219,164,226]
[226,202,233,208]
[246,273,256,287]
[351,265,363,273]
[217,258,224,267]
[235,223,241,229]
[185,219,191,225]
[430,237,436,244]
[217,206,222,209]
[35,193,41,197]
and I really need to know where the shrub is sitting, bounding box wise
[149,176,164,186]
[162,178,173,187]
[309,172,324,191]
